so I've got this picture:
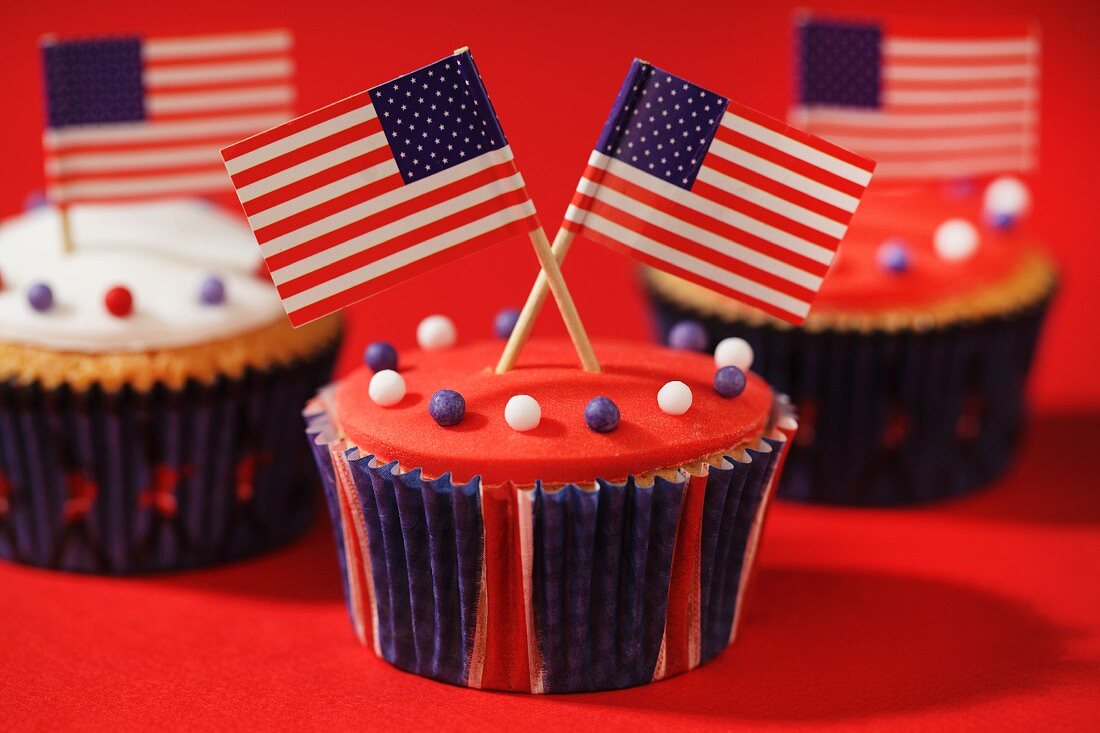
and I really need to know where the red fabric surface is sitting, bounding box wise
[1,412,1097,730]
[335,340,772,486]
[2,0,1099,728]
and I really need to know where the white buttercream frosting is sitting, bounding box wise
[0,200,285,352]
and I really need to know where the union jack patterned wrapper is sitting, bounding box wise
[305,391,795,693]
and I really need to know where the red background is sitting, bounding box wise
[1,1,1098,730]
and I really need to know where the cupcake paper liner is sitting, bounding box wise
[306,394,795,694]
[0,344,337,573]
[647,284,1053,505]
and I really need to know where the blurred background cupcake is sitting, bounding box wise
[308,332,796,692]
[0,199,340,572]
[645,176,1055,504]
[646,13,1055,504]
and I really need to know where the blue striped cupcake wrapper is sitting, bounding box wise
[0,343,337,573]
[306,392,795,693]
[646,282,1053,505]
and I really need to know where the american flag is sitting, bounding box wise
[792,14,1039,180]
[41,29,295,205]
[222,49,538,327]
[563,60,875,325]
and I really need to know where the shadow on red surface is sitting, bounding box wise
[146,511,346,603]
[561,565,1090,721]
[940,411,1100,526]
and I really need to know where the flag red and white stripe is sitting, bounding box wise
[793,19,1039,180]
[44,29,295,204]
[221,59,538,327]
[565,102,875,324]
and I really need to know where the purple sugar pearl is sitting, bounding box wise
[668,320,708,351]
[429,389,466,427]
[28,283,53,312]
[943,178,976,199]
[200,276,226,305]
[987,211,1016,231]
[714,366,747,398]
[364,341,398,373]
[494,307,521,339]
[877,239,910,274]
[584,396,620,433]
[23,190,47,211]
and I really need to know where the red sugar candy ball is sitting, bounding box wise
[105,286,133,317]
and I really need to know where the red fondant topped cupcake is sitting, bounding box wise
[308,315,795,693]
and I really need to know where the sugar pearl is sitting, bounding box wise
[934,218,979,261]
[714,337,754,371]
[942,178,976,199]
[23,191,47,211]
[368,369,406,407]
[877,238,910,274]
[429,389,466,427]
[584,396,620,433]
[200,276,226,305]
[984,176,1030,223]
[105,286,133,318]
[714,366,747,398]
[657,381,692,415]
[27,283,53,312]
[494,307,521,339]
[668,320,708,351]
[504,394,541,432]
[417,314,457,350]
[364,341,398,372]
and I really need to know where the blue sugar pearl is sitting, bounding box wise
[364,341,398,373]
[714,366,747,398]
[584,396,620,433]
[494,307,521,339]
[987,211,1016,231]
[877,239,910,274]
[668,320,708,351]
[23,190,47,211]
[28,283,53,312]
[429,389,466,427]
[199,276,226,305]
[943,178,976,199]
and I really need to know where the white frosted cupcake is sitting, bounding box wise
[0,200,339,573]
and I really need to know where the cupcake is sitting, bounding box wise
[307,335,796,693]
[645,176,1055,505]
[0,200,340,572]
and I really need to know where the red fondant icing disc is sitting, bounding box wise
[334,339,773,486]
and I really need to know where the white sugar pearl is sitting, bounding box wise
[368,369,406,407]
[657,381,693,415]
[416,314,457,350]
[714,337,754,371]
[934,218,980,261]
[504,394,541,432]
[984,176,1030,218]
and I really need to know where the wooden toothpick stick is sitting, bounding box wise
[504,226,598,373]
[58,205,75,255]
[496,228,578,373]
